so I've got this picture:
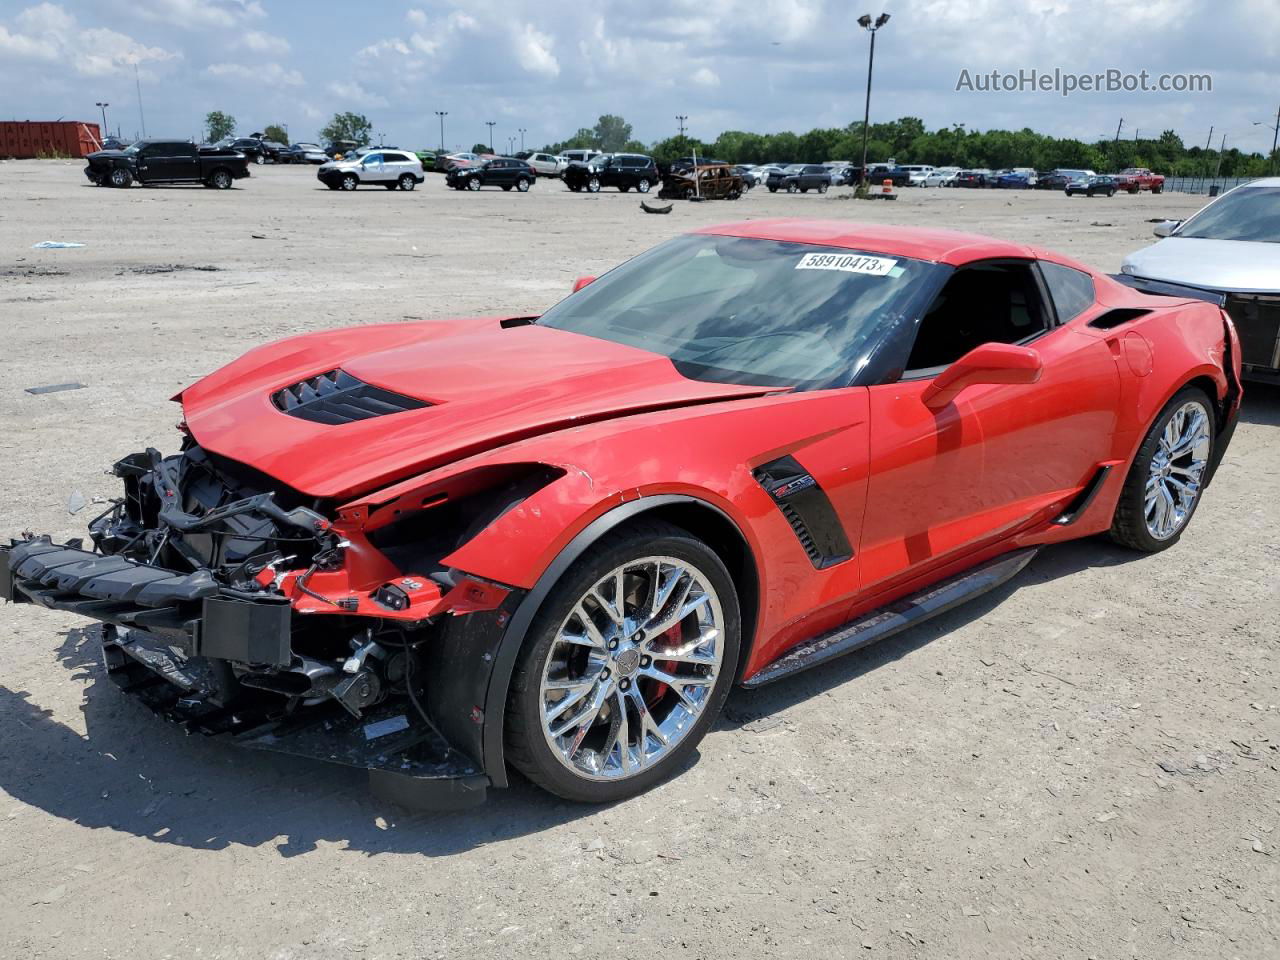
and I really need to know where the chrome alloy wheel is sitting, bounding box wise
[539,556,724,781]
[1145,399,1211,540]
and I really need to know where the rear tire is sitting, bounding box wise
[504,520,740,803]
[1109,386,1216,553]
[516,177,530,192]
[398,174,416,191]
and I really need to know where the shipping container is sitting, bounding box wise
[0,121,103,159]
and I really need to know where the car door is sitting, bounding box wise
[858,259,1120,592]
[360,153,387,182]
[169,143,200,180]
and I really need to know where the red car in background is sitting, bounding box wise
[3,220,1240,809]
[1113,167,1166,194]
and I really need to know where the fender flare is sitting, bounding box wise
[478,493,748,787]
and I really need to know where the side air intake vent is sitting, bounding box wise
[271,370,429,425]
[1088,308,1151,330]
[752,455,852,569]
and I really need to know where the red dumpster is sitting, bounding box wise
[0,121,103,159]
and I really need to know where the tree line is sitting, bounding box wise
[204,109,1276,177]
[547,115,1277,177]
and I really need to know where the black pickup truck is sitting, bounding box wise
[84,140,251,189]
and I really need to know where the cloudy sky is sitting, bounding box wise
[1,0,1277,154]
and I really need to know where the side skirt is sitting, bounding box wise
[742,547,1039,688]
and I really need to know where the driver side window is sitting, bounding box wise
[905,261,1050,373]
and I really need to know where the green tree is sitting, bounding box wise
[262,123,289,145]
[204,110,236,142]
[319,112,373,147]
[471,142,491,154]
[592,115,633,152]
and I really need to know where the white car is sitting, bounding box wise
[898,164,935,186]
[317,150,425,191]
[519,152,567,177]
[559,149,603,166]
[924,166,961,187]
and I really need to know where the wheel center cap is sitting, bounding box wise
[613,648,641,678]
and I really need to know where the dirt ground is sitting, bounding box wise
[0,160,1276,960]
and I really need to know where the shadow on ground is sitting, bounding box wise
[0,536,1157,857]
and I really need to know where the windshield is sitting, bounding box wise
[538,234,944,389]
[123,144,141,155]
[1177,187,1280,243]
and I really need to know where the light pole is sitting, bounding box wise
[1254,104,1280,175]
[676,115,688,137]
[94,101,109,137]
[856,13,890,189]
[518,127,527,151]
[855,13,896,189]
[435,111,447,153]
[485,121,496,152]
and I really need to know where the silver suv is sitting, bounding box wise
[317,150,425,191]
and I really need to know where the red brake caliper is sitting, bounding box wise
[644,623,683,708]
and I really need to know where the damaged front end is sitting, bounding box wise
[2,445,527,809]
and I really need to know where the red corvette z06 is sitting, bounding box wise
[3,220,1241,808]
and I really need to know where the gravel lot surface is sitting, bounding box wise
[0,160,1276,960]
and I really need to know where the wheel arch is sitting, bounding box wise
[479,493,760,787]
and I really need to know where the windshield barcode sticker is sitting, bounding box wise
[796,253,898,276]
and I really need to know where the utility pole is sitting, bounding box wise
[434,111,447,153]
[1253,104,1280,175]
[134,62,146,137]
[95,102,109,135]
[857,13,891,188]
[1214,133,1226,180]
[485,121,495,152]
[676,115,687,137]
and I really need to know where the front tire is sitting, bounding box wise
[467,177,481,191]
[209,169,233,190]
[340,174,358,191]
[505,521,740,803]
[636,178,651,193]
[109,168,133,188]
[1110,386,1215,552]
[587,176,601,193]
[787,182,799,194]
[253,153,265,165]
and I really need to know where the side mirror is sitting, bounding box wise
[572,276,596,293]
[1152,220,1181,238]
[922,342,1043,409]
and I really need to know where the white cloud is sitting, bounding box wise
[327,80,388,109]
[514,23,558,77]
[1,4,177,76]
[208,61,303,86]
[406,8,428,27]
[359,38,411,59]
[241,29,289,54]
[128,0,264,29]
[692,67,720,88]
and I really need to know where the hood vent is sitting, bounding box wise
[272,370,429,425]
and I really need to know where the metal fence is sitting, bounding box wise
[1164,176,1260,195]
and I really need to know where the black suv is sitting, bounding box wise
[766,164,831,193]
[446,157,536,192]
[562,154,660,193]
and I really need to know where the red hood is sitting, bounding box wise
[178,317,769,499]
